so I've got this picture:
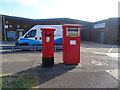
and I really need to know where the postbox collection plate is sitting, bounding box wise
[46,37,50,42]
[70,40,76,45]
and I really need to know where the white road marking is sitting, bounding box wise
[93,52,105,55]
[107,46,115,53]
[105,53,119,60]
[105,69,118,80]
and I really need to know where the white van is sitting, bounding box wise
[16,25,63,46]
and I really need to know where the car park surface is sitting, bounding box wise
[1,41,119,88]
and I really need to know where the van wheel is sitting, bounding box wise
[20,43,29,46]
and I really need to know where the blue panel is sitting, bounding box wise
[18,38,63,45]
[54,38,63,44]
[18,38,42,45]
[7,31,16,40]
[100,32,104,43]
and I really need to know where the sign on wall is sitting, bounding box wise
[94,23,105,29]
[17,29,24,31]
[4,25,8,28]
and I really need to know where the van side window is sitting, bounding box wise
[25,30,36,38]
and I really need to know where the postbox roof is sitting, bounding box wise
[40,27,56,31]
[62,24,82,28]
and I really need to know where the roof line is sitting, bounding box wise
[1,14,33,21]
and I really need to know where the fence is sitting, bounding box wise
[2,45,62,52]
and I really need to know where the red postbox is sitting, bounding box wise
[62,25,82,64]
[40,28,56,67]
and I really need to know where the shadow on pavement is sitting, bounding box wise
[16,63,76,87]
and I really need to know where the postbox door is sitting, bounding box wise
[63,26,81,64]
[42,31,54,58]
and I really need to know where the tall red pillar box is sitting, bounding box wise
[62,25,82,64]
[40,28,56,67]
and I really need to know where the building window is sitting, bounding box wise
[6,21,8,24]
[9,25,12,28]
[25,30,36,38]
[17,25,20,28]
[4,25,8,28]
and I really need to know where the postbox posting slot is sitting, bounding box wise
[66,27,80,37]
[45,33,52,35]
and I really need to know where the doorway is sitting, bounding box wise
[100,31,104,43]
[7,31,16,41]
[19,32,23,38]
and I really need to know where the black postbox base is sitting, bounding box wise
[42,57,54,67]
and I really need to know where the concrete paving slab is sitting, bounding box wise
[2,61,35,74]
[36,71,118,88]
[105,69,118,80]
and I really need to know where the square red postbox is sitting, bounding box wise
[62,25,82,64]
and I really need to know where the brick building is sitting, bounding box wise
[1,15,35,41]
[0,15,119,44]
[88,18,119,44]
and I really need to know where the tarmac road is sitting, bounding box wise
[1,41,119,88]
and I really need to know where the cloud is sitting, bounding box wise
[0,0,119,21]
[19,0,39,6]
[0,11,9,15]
[41,0,119,21]
[1,0,39,6]
[0,11,14,16]
[0,11,25,18]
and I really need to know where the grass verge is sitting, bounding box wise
[1,73,39,89]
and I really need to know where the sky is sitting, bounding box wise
[0,0,119,22]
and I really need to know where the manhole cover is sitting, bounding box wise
[91,61,102,66]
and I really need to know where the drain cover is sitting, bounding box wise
[91,61,102,66]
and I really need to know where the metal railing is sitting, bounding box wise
[2,45,62,52]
